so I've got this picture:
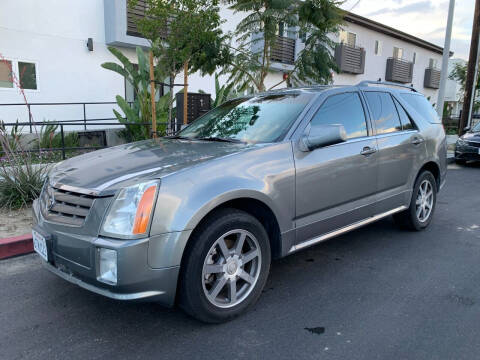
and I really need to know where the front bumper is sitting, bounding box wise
[32,199,183,306]
[455,144,480,161]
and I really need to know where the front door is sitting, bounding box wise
[293,91,378,248]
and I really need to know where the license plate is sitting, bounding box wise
[32,230,48,262]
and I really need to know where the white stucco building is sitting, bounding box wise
[444,58,467,117]
[0,0,448,132]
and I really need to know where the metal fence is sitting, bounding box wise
[0,101,131,133]
[443,115,480,134]
[0,101,170,160]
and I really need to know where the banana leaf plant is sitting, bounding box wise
[102,46,171,141]
[212,73,235,108]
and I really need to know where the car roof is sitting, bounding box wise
[259,81,421,97]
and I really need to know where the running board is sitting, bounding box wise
[289,206,407,253]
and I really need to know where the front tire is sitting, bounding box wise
[179,208,271,323]
[394,171,437,231]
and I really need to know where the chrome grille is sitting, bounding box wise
[41,184,95,226]
[467,141,480,148]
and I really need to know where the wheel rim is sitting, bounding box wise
[415,179,434,223]
[202,229,262,308]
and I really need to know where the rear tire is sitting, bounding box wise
[394,171,437,231]
[179,208,271,323]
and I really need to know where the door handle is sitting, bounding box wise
[411,137,424,145]
[360,146,377,156]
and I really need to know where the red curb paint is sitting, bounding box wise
[0,233,33,260]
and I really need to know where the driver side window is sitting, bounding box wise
[311,92,368,139]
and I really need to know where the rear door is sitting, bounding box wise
[362,91,425,213]
[293,90,378,248]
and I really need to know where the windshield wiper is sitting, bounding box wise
[165,135,193,140]
[196,136,244,143]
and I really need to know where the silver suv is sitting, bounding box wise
[32,82,447,322]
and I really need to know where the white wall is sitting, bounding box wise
[0,0,137,131]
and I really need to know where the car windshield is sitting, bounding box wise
[178,92,314,143]
[472,122,480,132]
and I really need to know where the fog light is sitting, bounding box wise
[98,248,117,285]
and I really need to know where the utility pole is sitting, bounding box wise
[183,61,189,127]
[466,36,480,129]
[436,0,455,117]
[459,0,480,135]
[149,51,157,139]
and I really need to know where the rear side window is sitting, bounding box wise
[364,92,402,134]
[400,93,440,123]
[393,98,415,130]
[311,92,368,139]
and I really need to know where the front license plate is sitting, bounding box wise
[32,230,48,262]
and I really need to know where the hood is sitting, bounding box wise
[49,138,250,195]
[462,132,480,142]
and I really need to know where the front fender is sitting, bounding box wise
[147,142,295,268]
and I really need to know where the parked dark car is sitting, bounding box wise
[455,121,480,164]
[32,81,447,323]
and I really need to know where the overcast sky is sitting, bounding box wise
[341,0,475,60]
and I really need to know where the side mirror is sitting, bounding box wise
[299,124,347,152]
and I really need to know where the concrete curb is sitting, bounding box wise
[0,234,33,260]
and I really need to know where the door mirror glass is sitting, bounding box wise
[300,124,347,151]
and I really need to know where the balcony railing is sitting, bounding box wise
[385,58,414,84]
[334,43,366,75]
[424,67,441,89]
[126,0,168,39]
[270,36,296,65]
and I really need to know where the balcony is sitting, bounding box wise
[270,36,296,66]
[104,0,149,47]
[385,58,414,84]
[424,67,441,89]
[126,0,169,39]
[334,43,365,75]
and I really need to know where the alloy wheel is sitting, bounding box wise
[415,179,434,223]
[202,229,262,308]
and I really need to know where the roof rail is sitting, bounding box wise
[356,80,418,92]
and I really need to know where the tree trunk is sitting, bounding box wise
[168,73,174,135]
[149,51,157,139]
[183,61,189,126]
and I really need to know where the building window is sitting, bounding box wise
[374,40,382,55]
[413,52,417,64]
[429,58,438,68]
[340,30,356,47]
[277,23,285,37]
[18,61,37,90]
[393,47,403,59]
[0,59,14,88]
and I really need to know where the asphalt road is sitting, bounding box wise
[2,163,480,360]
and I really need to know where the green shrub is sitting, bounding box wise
[0,121,48,209]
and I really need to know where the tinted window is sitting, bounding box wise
[179,93,314,143]
[393,98,414,130]
[311,92,368,139]
[364,92,402,134]
[400,93,440,123]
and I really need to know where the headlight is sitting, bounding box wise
[101,180,159,237]
[457,138,467,147]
